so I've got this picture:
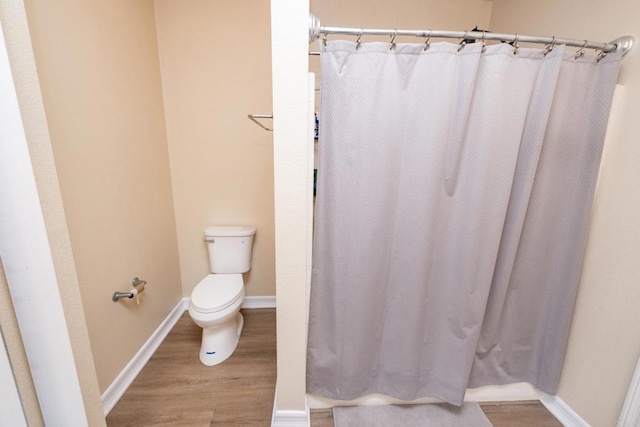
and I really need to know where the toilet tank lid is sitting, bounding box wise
[203,226,256,237]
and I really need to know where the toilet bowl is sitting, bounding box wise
[189,274,246,366]
[188,226,256,366]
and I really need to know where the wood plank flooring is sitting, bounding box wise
[480,403,563,427]
[106,309,276,426]
[107,308,561,426]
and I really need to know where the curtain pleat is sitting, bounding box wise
[307,40,621,406]
[469,51,622,392]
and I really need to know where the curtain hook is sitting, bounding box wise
[597,49,608,63]
[481,31,487,53]
[423,29,432,51]
[458,31,468,52]
[322,33,327,48]
[574,40,588,60]
[512,33,520,55]
[390,29,397,50]
[356,28,363,50]
[543,36,556,56]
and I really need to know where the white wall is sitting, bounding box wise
[0,261,42,426]
[0,319,27,427]
[270,0,312,420]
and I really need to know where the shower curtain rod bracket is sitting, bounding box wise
[610,35,635,57]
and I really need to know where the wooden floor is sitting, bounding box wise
[107,309,277,426]
[107,308,561,426]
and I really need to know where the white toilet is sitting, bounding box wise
[188,225,256,366]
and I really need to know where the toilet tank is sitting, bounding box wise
[203,226,256,273]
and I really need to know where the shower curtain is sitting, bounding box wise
[307,40,621,406]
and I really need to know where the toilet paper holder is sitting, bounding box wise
[112,277,147,302]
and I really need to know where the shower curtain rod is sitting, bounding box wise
[308,14,635,57]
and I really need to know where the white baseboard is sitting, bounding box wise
[272,409,310,427]
[242,295,276,309]
[101,299,186,415]
[272,388,310,427]
[540,393,589,427]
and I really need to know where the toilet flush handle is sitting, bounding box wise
[204,237,215,243]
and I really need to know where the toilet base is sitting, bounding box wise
[199,312,244,366]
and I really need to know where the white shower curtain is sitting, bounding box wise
[307,40,621,406]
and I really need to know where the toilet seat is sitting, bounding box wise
[191,274,244,314]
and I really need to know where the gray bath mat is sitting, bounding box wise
[333,402,492,427]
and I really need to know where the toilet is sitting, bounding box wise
[188,225,256,366]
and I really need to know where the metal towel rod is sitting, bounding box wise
[248,114,273,131]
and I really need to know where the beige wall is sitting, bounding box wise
[1,0,105,422]
[489,2,640,426]
[311,0,492,33]
[154,0,275,298]
[22,0,183,393]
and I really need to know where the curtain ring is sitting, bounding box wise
[543,36,556,56]
[322,33,327,48]
[390,29,397,50]
[423,29,432,51]
[481,31,487,53]
[356,29,363,50]
[574,40,588,59]
[458,31,468,52]
[512,33,520,55]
